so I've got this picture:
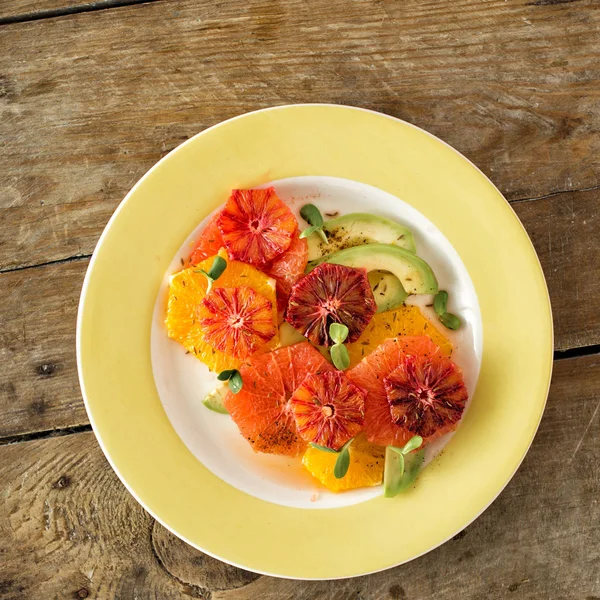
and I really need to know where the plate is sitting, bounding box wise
[77,104,552,579]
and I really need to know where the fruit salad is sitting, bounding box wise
[165,187,469,497]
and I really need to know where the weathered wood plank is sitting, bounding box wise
[512,187,600,352]
[0,0,155,22]
[0,188,597,438]
[0,430,259,599]
[0,354,598,598]
[1,0,598,270]
[0,258,90,439]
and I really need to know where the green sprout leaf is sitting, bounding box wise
[333,438,354,479]
[195,256,227,293]
[228,371,243,394]
[217,369,243,394]
[329,323,350,370]
[434,290,448,316]
[300,204,324,228]
[384,447,425,498]
[433,290,461,330]
[217,369,237,381]
[329,323,349,345]
[439,312,461,330]
[299,204,328,245]
[330,344,350,371]
[310,443,339,454]
[400,435,423,455]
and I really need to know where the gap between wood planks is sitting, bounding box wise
[0,0,161,26]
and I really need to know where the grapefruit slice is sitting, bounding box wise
[289,370,366,451]
[346,305,452,368]
[165,249,278,372]
[302,434,385,492]
[218,188,297,266]
[347,336,467,447]
[264,231,308,312]
[285,263,377,346]
[188,212,225,266]
[224,342,334,456]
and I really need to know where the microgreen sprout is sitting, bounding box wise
[299,204,328,244]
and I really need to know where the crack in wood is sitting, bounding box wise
[510,184,600,205]
[527,0,578,5]
[0,0,162,26]
[0,424,92,447]
[0,253,91,274]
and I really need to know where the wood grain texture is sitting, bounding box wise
[1,354,598,599]
[1,0,599,270]
[1,187,597,439]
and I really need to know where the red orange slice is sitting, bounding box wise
[218,188,297,266]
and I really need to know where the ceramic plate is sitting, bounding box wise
[77,104,552,579]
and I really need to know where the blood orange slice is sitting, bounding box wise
[347,336,467,447]
[384,350,467,439]
[198,286,276,359]
[188,212,225,266]
[166,249,278,372]
[263,231,308,312]
[224,342,334,456]
[218,188,297,266]
[285,263,377,346]
[289,370,366,451]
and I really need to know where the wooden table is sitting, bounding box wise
[1,0,599,597]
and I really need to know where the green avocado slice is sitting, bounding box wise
[308,243,438,296]
[306,213,416,261]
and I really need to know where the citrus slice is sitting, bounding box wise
[198,286,276,358]
[346,304,452,368]
[347,336,467,447]
[165,249,278,372]
[285,263,377,346]
[224,342,334,456]
[264,231,308,312]
[188,212,225,266]
[302,435,385,492]
[384,349,468,439]
[218,188,297,266]
[289,370,366,451]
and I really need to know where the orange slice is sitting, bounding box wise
[346,304,452,368]
[166,249,279,372]
[302,435,385,492]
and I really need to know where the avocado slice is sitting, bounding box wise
[368,270,409,312]
[306,213,416,261]
[308,243,438,296]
